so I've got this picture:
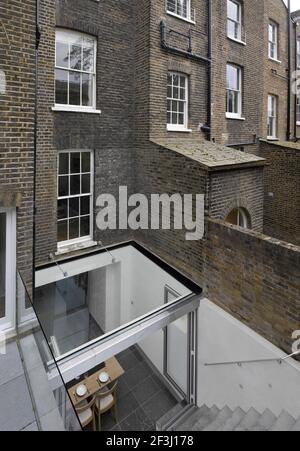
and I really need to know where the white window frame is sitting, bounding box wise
[0,207,16,333]
[57,150,94,250]
[297,38,300,69]
[296,95,300,126]
[268,21,279,61]
[267,95,278,139]
[167,72,190,132]
[166,0,195,24]
[54,29,101,114]
[226,64,243,119]
[227,0,242,42]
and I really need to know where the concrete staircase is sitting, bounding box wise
[157,404,300,431]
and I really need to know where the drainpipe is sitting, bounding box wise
[207,0,212,141]
[287,0,292,141]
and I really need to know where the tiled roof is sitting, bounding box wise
[151,138,265,171]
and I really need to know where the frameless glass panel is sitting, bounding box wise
[55,69,68,105]
[34,246,192,358]
[166,315,188,394]
[0,213,6,319]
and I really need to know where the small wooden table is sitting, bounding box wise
[68,357,125,407]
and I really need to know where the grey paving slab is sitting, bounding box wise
[27,365,58,418]
[40,408,65,431]
[0,341,24,386]
[0,374,35,431]
[19,334,43,371]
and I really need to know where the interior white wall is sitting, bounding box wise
[35,245,192,373]
[197,299,300,417]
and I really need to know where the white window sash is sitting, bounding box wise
[55,29,97,110]
[226,65,242,116]
[57,150,94,246]
[227,0,242,41]
[167,73,189,130]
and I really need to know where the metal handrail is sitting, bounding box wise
[205,351,300,367]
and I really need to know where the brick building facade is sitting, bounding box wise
[212,0,291,153]
[0,0,36,288]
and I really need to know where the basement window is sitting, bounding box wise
[57,150,94,248]
[226,207,250,229]
[54,29,100,113]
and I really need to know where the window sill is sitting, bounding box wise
[296,122,300,126]
[166,11,195,25]
[227,36,246,46]
[268,57,281,64]
[167,125,193,133]
[226,113,245,121]
[56,240,98,255]
[267,137,279,141]
[52,106,102,114]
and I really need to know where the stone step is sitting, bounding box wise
[219,407,247,431]
[269,411,296,431]
[191,405,220,431]
[156,402,187,431]
[290,417,300,432]
[176,405,211,431]
[235,408,261,431]
[202,406,233,431]
[251,409,277,431]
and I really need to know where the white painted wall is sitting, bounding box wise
[35,245,191,367]
[198,299,300,417]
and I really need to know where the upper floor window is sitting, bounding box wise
[55,30,97,112]
[57,151,93,247]
[268,21,278,60]
[297,38,300,68]
[227,0,242,41]
[167,72,188,131]
[226,64,242,118]
[297,95,300,125]
[267,95,278,139]
[166,0,193,22]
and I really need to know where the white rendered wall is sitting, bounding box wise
[197,299,300,417]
